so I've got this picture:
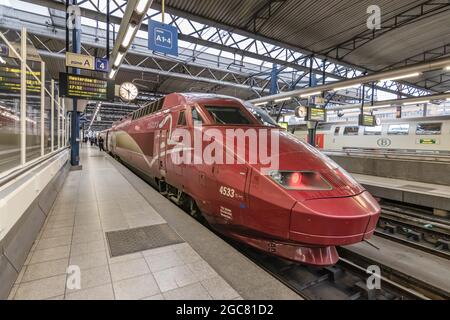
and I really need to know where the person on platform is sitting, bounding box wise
[98,136,104,152]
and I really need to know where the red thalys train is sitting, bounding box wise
[102,93,380,266]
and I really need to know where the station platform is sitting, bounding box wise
[7,145,300,300]
[352,173,450,213]
[344,235,450,297]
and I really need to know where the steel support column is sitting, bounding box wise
[308,57,318,146]
[70,0,81,166]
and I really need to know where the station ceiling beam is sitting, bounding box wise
[248,55,450,105]
[244,0,288,34]
[25,0,431,98]
[325,92,450,111]
[320,0,450,60]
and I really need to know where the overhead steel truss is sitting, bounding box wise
[321,0,450,60]
[26,0,432,98]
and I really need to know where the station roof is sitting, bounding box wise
[7,0,450,130]
[159,0,450,92]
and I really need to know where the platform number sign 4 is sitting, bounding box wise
[148,20,178,56]
[95,57,109,72]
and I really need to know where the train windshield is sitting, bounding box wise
[204,106,253,125]
[244,103,279,127]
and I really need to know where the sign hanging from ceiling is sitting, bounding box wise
[59,72,114,101]
[148,20,178,56]
[359,114,377,127]
[66,52,95,70]
[306,107,326,122]
[65,53,109,72]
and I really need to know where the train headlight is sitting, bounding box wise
[268,171,332,190]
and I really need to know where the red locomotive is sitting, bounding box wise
[103,93,380,266]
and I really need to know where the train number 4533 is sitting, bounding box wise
[219,186,235,198]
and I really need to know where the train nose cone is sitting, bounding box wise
[289,191,381,246]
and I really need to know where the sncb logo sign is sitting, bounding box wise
[377,138,392,147]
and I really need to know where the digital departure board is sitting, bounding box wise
[306,107,326,122]
[359,114,377,127]
[0,64,41,95]
[59,72,114,101]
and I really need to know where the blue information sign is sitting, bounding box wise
[0,44,9,56]
[148,20,178,56]
[95,57,109,72]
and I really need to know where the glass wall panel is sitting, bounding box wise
[0,28,22,173]
[53,88,59,150]
[44,74,52,154]
[25,59,42,162]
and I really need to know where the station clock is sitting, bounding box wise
[119,82,139,101]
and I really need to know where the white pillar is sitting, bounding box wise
[62,99,65,147]
[20,27,27,165]
[40,61,45,156]
[51,79,54,152]
[57,96,61,149]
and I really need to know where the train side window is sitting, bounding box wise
[416,123,442,135]
[364,126,382,135]
[191,107,204,125]
[317,124,332,132]
[388,124,409,135]
[343,126,359,136]
[177,111,187,126]
[334,127,340,136]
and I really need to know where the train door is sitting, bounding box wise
[165,109,186,187]
[158,129,167,176]
[105,131,109,151]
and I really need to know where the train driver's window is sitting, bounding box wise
[388,124,409,135]
[203,106,252,125]
[177,111,186,126]
[416,123,442,135]
[343,126,359,136]
[191,107,204,126]
[334,127,340,136]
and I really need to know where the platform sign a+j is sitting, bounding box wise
[148,20,178,56]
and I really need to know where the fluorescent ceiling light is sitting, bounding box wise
[380,72,421,82]
[345,108,361,113]
[274,97,291,103]
[445,66,450,71]
[254,102,268,106]
[368,104,392,109]
[122,25,137,48]
[114,52,124,67]
[109,68,117,79]
[332,84,361,91]
[135,0,149,14]
[403,100,429,105]
[300,91,321,98]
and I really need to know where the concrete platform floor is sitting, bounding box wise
[345,235,450,294]
[8,145,299,300]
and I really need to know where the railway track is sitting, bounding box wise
[377,203,450,259]
[229,241,448,300]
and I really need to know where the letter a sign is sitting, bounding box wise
[148,20,178,56]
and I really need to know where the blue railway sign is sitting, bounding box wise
[95,57,109,72]
[148,20,178,56]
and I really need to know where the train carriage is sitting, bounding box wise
[106,93,380,266]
